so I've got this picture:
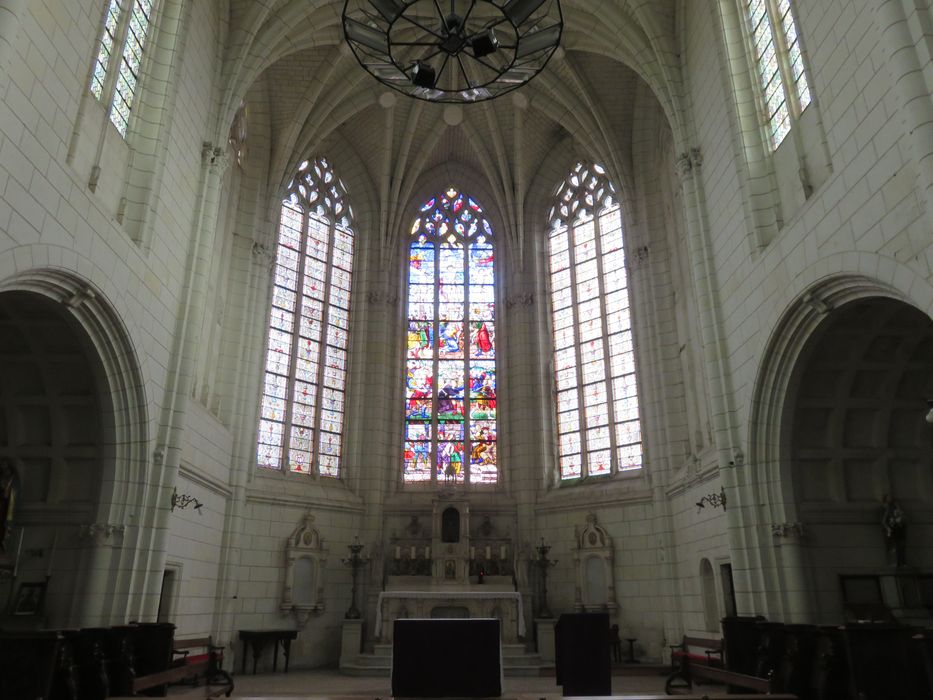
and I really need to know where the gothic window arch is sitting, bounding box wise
[90,0,157,137]
[403,188,498,486]
[547,163,642,481]
[743,0,812,149]
[257,157,355,478]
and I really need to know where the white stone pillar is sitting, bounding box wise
[675,149,759,613]
[770,522,812,623]
[874,0,933,223]
[138,144,231,618]
[0,0,26,75]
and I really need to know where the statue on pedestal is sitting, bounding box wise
[0,459,20,553]
[881,494,906,567]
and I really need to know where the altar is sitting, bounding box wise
[372,500,527,645]
[375,589,525,642]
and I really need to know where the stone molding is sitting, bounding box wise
[505,292,533,308]
[367,290,399,306]
[79,523,125,546]
[771,522,806,539]
[675,147,702,180]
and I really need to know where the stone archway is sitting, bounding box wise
[0,270,150,626]
[785,297,933,622]
[0,290,108,625]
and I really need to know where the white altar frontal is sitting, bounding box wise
[375,588,525,642]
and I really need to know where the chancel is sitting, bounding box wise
[1,0,933,698]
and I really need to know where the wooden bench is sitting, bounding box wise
[131,636,233,698]
[665,636,722,694]
[665,635,777,695]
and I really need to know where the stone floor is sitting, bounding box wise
[222,669,669,697]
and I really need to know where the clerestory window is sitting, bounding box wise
[257,157,354,478]
[547,163,642,481]
[744,0,812,149]
[90,0,156,137]
[403,188,498,486]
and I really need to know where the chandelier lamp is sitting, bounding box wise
[343,0,563,103]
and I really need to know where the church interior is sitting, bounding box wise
[1,0,933,696]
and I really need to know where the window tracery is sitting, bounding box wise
[403,188,498,486]
[90,0,155,137]
[744,0,811,148]
[547,163,642,481]
[257,157,354,478]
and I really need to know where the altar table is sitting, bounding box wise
[238,629,298,674]
[375,590,525,641]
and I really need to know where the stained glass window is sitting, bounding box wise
[404,188,498,485]
[89,0,155,137]
[744,0,811,149]
[257,157,354,478]
[547,163,643,481]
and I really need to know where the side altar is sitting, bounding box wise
[375,499,525,643]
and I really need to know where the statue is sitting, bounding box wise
[0,459,20,552]
[881,494,906,567]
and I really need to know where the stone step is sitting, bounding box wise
[344,643,551,677]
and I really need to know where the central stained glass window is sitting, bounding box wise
[403,188,498,485]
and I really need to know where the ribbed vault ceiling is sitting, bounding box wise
[223,0,681,244]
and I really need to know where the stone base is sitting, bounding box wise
[535,618,556,662]
[338,619,363,670]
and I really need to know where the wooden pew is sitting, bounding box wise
[129,632,232,698]
[839,623,925,700]
[915,630,933,698]
[0,630,63,700]
[664,635,724,694]
[168,636,234,697]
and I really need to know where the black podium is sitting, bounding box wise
[555,613,611,696]
[392,618,502,697]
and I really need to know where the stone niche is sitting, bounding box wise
[281,512,327,626]
[573,513,617,613]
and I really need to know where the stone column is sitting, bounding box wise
[675,149,756,612]
[874,0,933,223]
[770,522,812,623]
[0,0,26,74]
[139,143,231,618]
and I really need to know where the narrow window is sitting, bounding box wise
[89,0,155,137]
[403,188,498,486]
[257,157,354,478]
[548,163,642,481]
[744,0,812,149]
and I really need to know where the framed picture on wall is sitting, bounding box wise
[12,581,46,616]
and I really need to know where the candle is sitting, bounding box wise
[410,546,416,559]
[425,546,430,559]
[46,529,58,577]
[470,546,475,559]
[500,545,506,560]
[395,546,401,559]
[485,545,491,559]
[12,528,24,578]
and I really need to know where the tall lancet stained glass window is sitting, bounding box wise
[548,163,642,481]
[90,0,156,137]
[404,188,498,485]
[257,157,354,477]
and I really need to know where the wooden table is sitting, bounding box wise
[238,629,298,674]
